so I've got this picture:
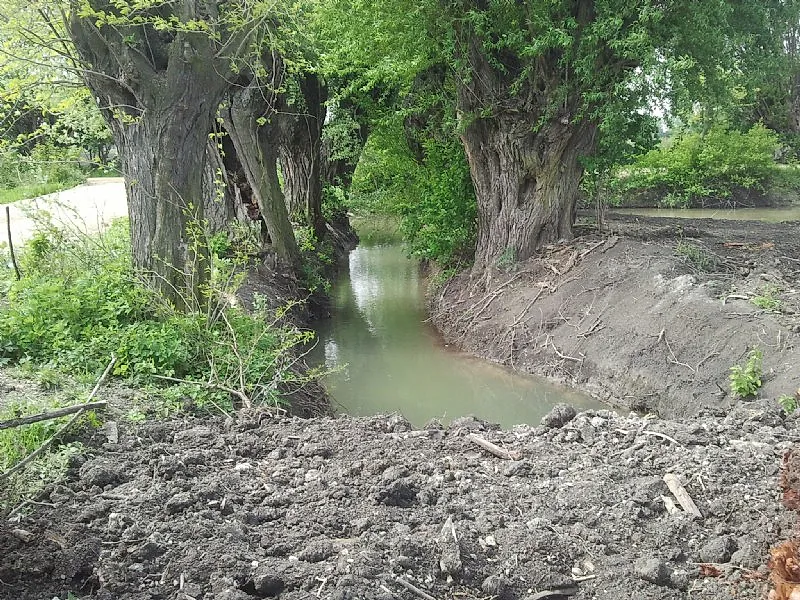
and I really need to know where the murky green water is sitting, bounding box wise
[310,243,601,428]
[612,207,800,222]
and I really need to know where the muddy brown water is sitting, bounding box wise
[311,242,601,427]
[612,206,800,222]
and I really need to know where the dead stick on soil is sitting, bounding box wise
[5,206,20,280]
[549,340,583,362]
[468,433,522,460]
[663,473,702,518]
[0,401,108,431]
[640,431,682,446]
[0,355,116,482]
[392,577,439,600]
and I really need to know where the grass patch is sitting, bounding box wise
[675,241,718,272]
[0,181,81,205]
[751,284,782,311]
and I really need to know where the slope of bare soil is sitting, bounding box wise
[1,404,798,600]
[431,214,800,417]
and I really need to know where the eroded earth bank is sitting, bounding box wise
[432,214,800,418]
[2,405,799,600]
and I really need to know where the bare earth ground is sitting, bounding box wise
[431,214,800,418]
[1,405,798,600]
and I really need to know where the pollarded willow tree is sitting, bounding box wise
[324,0,795,271]
[60,0,282,309]
[439,0,784,269]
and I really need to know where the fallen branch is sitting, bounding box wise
[0,355,115,482]
[0,401,108,431]
[153,374,246,413]
[391,577,439,600]
[663,473,702,518]
[579,239,606,259]
[550,340,583,362]
[641,430,682,446]
[468,433,522,461]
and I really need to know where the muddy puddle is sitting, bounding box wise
[310,242,601,427]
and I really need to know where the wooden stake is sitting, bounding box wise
[5,206,20,280]
[663,473,702,518]
[468,433,522,461]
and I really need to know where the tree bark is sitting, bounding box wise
[453,18,598,272]
[278,74,327,240]
[223,81,301,269]
[66,2,255,309]
[462,116,597,269]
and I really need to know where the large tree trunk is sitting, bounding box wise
[462,117,597,269]
[67,5,250,309]
[278,74,327,240]
[223,82,301,269]
[453,19,598,272]
[111,94,220,311]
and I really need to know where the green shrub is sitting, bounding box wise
[0,219,316,411]
[398,137,476,266]
[675,241,718,272]
[615,123,780,205]
[751,284,781,311]
[729,348,764,398]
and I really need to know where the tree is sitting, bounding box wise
[222,53,302,269]
[61,0,277,309]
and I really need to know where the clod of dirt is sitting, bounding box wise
[699,536,738,564]
[635,558,674,587]
[541,403,578,429]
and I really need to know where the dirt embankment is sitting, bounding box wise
[431,215,800,418]
[2,403,798,600]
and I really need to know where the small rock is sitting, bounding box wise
[731,543,761,569]
[669,569,690,591]
[699,536,738,564]
[304,469,320,483]
[438,517,462,578]
[541,404,577,429]
[634,558,673,587]
[385,414,412,433]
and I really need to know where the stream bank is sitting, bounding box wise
[431,213,800,418]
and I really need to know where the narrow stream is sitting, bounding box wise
[310,242,602,428]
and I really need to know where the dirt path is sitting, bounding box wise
[2,405,796,600]
[432,215,800,418]
[3,178,127,246]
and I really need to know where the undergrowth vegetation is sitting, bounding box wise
[348,118,476,267]
[0,218,318,414]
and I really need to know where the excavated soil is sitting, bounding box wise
[2,404,799,600]
[431,214,800,418]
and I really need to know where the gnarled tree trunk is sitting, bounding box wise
[454,20,598,272]
[278,74,327,240]
[67,4,252,309]
[462,116,597,269]
[223,80,301,269]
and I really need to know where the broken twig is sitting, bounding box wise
[0,401,108,431]
[392,577,439,600]
[663,473,702,518]
[0,355,115,482]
